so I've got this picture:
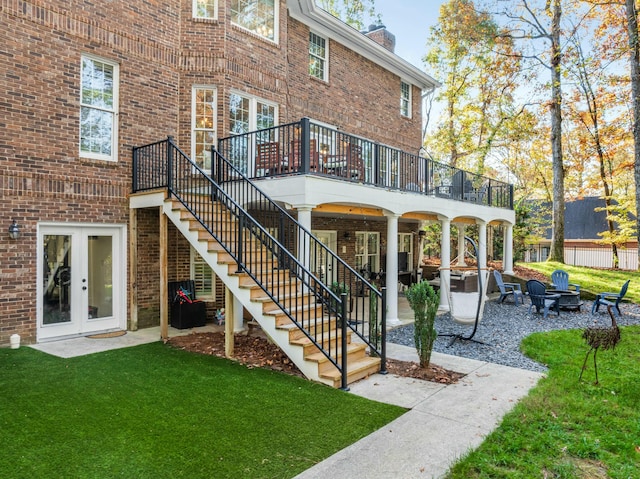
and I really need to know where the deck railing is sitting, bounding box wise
[133,137,386,389]
[217,118,514,209]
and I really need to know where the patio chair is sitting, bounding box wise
[256,142,282,175]
[493,270,524,305]
[592,279,630,317]
[289,139,319,172]
[550,269,580,292]
[526,280,560,319]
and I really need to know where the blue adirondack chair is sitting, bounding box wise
[550,269,580,292]
[493,270,524,305]
[592,280,630,317]
[526,280,560,319]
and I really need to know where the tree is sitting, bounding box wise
[424,0,527,174]
[495,0,567,262]
[626,0,640,270]
[315,0,377,29]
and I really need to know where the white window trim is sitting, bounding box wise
[190,248,216,300]
[401,80,412,118]
[231,0,279,44]
[228,90,279,134]
[355,231,380,272]
[193,0,218,19]
[309,30,329,81]
[191,85,217,172]
[79,54,119,161]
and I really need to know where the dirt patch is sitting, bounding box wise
[167,331,464,385]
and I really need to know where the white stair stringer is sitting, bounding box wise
[161,199,380,387]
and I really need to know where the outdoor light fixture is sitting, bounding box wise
[8,219,19,240]
[418,230,426,239]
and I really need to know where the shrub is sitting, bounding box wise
[405,281,440,367]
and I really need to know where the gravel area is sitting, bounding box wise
[387,296,640,372]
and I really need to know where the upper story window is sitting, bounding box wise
[228,92,278,174]
[231,0,277,41]
[229,92,277,136]
[309,32,328,81]
[192,86,217,172]
[193,0,217,19]
[80,55,119,161]
[400,81,411,118]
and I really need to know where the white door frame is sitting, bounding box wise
[37,223,127,342]
[311,230,338,285]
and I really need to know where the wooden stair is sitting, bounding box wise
[165,198,381,388]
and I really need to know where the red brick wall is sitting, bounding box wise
[0,1,179,343]
[0,0,425,344]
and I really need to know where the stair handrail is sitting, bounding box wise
[133,137,386,387]
[209,144,386,356]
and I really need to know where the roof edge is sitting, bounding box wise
[287,0,440,90]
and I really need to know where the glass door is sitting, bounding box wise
[39,225,124,340]
[311,230,337,285]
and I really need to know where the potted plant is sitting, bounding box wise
[405,280,440,368]
[329,281,350,313]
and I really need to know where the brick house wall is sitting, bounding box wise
[1,0,427,344]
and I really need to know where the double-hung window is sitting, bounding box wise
[231,0,278,42]
[193,0,217,19]
[80,55,119,161]
[400,81,411,118]
[309,32,328,81]
[192,86,217,172]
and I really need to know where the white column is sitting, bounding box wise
[385,213,400,325]
[296,206,313,272]
[457,224,466,266]
[503,222,514,275]
[439,216,451,311]
[477,220,487,270]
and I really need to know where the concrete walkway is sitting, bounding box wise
[30,295,544,479]
[295,343,543,479]
[295,295,544,478]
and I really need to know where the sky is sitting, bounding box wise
[373,1,446,70]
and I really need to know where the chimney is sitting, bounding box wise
[364,23,396,53]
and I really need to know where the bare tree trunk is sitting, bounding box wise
[627,0,640,271]
[548,0,565,263]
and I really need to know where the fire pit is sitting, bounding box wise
[546,290,583,311]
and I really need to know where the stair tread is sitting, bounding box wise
[263,303,322,316]
[168,198,379,387]
[305,343,367,362]
[320,356,381,380]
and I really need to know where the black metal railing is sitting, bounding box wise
[133,137,386,389]
[217,118,514,210]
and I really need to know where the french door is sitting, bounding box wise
[311,231,338,285]
[38,225,125,341]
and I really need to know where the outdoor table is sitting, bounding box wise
[546,289,583,311]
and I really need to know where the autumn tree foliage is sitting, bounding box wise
[315,0,377,29]
[424,0,528,175]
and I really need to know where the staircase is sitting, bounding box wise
[133,137,386,388]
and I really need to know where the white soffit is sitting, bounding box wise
[287,0,440,91]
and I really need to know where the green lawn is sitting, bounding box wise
[0,343,405,479]
[521,261,640,303]
[446,325,640,478]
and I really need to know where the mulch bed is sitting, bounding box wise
[167,331,464,385]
